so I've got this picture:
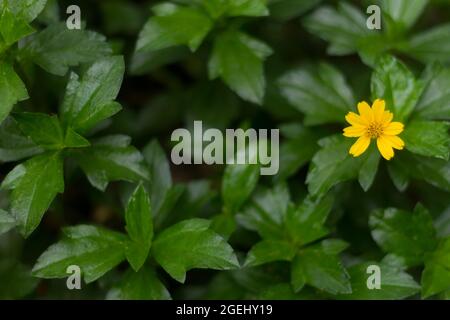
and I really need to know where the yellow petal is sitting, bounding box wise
[382,135,405,150]
[349,136,371,157]
[383,122,404,135]
[343,125,366,137]
[382,111,393,124]
[377,136,394,160]
[345,112,367,126]
[357,101,373,122]
[372,99,385,123]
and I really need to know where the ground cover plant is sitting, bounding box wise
[0,0,449,300]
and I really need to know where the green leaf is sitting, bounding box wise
[379,0,428,30]
[63,127,90,148]
[371,55,424,122]
[337,261,420,299]
[422,237,450,298]
[226,0,269,17]
[152,218,239,283]
[303,3,367,56]
[32,225,127,283]
[0,4,34,46]
[275,124,320,181]
[292,240,351,294]
[389,151,450,192]
[237,183,290,239]
[402,120,450,160]
[73,135,150,191]
[107,266,171,300]
[369,205,438,267]
[404,23,450,64]
[306,135,370,196]
[358,145,381,191]
[13,112,64,150]
[142,140,179,221]
[19,23,112,76]
[415,64,450,120]
[0,209,15,235]
[278,63,355,125]
[285,194,333,246]
[3,0,47,22]
[0,260,38,299]
[269,0,322,21]
[222,162,260,214]
[244,240,296,267]
[0,62,28,124]
[1,151,64,237]
[125,184,153,272]
[60,56,124,133]
[0,117,41,162]
[209,30,272,104]
[136,3,212,52]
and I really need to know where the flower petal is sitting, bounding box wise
[345,112,367,126]
[343,125,365,137]
[372,99,385,123]
[382,111,393,124]
[349,136,371,157]
[382,135,405,150]
[357,101,373,122]
[383,122,404,135]
[377,136,395,160]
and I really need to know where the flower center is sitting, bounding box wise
[367,122,383,138]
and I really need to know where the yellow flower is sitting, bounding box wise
[343,99,405,160]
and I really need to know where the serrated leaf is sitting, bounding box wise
[0,5,34,46]
[278,63,355,125]
[369,205,438,267]
[404,23,450,64]
[73,135,150,191]
[402,120,450,160]
[422,237,450,298]
[107,266,171,300]
[237,183,290,239]
[306,135,369,196]
[371,55,424,122]
[415,64,450,120]
[3,0,47,22]
[136,3,212,52]
[32,225,127,283]
[13,112,64,150]
[60,56,124,133]
[378,0,428,30]
[125,184,153,272]
[337,261,420,299]
[0,62,28,124]
[222,162,260,214]
[389,151,450,192]
[19,23,112,76]
[152,219,239,283]
[209,30,272,104]
[303,3,368,56]
[292,240,351,294]
[0,116,41,162]
[1,151,64,237]
[0,209,15,235]
[244,240,296,267]
[285,194,333,246]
